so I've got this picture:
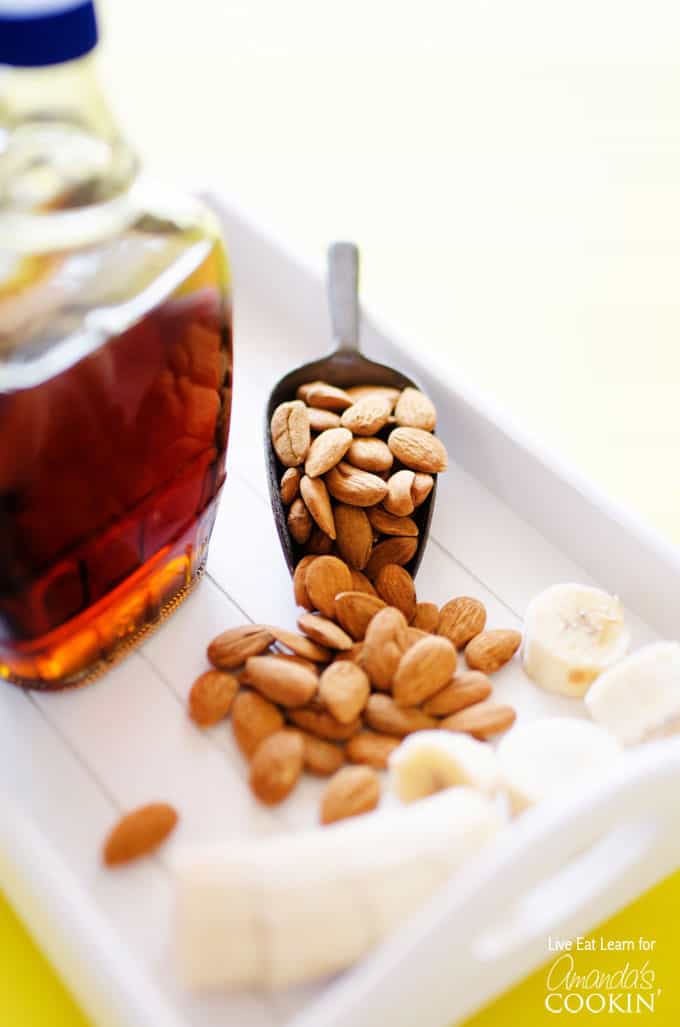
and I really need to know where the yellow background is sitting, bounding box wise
[3,0,680,1022]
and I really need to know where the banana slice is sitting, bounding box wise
[388,730,498,802]
[523,583,629,696]
[496,716,622,813]
[585,641,680,745]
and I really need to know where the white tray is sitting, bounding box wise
[3,192,680,1027]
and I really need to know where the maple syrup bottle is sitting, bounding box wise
[0,2,232,687]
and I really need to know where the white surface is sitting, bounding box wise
[1,196,680,1027]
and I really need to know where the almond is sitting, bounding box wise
[360,606,409,689]
[320,765,381,824]
[439,701,516,738]
[350,568,378,596]
[406,626,430,646]
[465,629,522,673]
[304,555,353,618]
[392,635,457,706]
[388,427,448,473]
[232,690,284,758]
[289,705,362,741]
[305,527,334,555]
[103,803,178,867]
[297,612,354,651]
[270,400,311,467]
[266,625,331,663]
[300,475,336,539]
[308,408,341,432]
[333,640,365,664]
[319,662,371,724]
[422,670,492,716]
[250,730,304,805]
[345,730,400,769]
[334,504,373,570]
[375,564,417,622]
[297,380,353,411]
[383,469,416,516]
[411,473,434,507]
[364,693,436,736]
[293,555,317,610]
[279,467,301,505]
[365,536,418,579]
[325,462,389,507]
[438,597,487,649]
[334,591,386,640]
[188,670,239,726]
[240,652,318,680]
[207,624,274,669]
[287,497,313,544]
[346,437,394,473]
[367,506,419,537]
[299,731,346,776]
[412,601,440,633]
[304,427,353,478]
[345,385,400,408]
[394,387,437,431]
[340,394,392,435]
[244,655,318,707]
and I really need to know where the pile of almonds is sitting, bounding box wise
[271,381,447,572]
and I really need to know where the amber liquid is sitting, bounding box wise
[0,245,232,688]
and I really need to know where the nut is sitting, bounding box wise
[245,655,318,707]
[297,612,354,651]
[392,635,457,707]
[304,427,353,478]
[266,625,331,663]
[334,591,386,640]
[346,437,394,473]
[325,462,389,507]
[340,394,392,435]
[299,731,346,776]
[289,705,362,741]
[375,564,417,622]
[383,469,416,516]
[319,661,371,723]
[346,730,400,768]
[320,765,381,824]
[365,537,418,579]
[232,690,285,758]
[350,569,378,596]
[412,602,440,633]
[304,555,353,618]
[360,606,409,689]
[367,507,419,537]
[345,385,400,408]
[305,527,334,554]
[388,427,448,473]
[364,693,436,736]
[279,467,301,505]
[249,730,304,805]
[207,624,274,669]
[188,670,239,726]
[394,387,437,431]
[287,497,313,544]
[271,400,311,467]
[465,629,522,673]
[438,597,487,649]
[422,670,493,716]
[308,408,341,432]
[439,701,516,738]
[300,475,336,539]
[334,503,373,570]
[297,380,353,410]
[411,473,434,507]
[293,555,316,610]
[102,803,178,867]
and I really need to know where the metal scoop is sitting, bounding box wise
[265,241,437,578]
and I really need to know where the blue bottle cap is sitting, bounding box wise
[0,1,98,67]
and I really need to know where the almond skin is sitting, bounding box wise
[245,655,318,707]
[287,497,313,544]
[304,427,353,478]
[250,730,304,805]
[383,469,416,516]
[349,569,379,596]
[325,462,389,507]
[422,671,493,716]
[300,475,336,539]
[438,597,487,649]
[345,730,400,769]
[394,387,437,431]
[293,555,317,610]
[333,640,365,664]
[412,602,440,633]
[188,670,239,726]
[297,380,353,410]
[360,606,409,689]
[364,693,437,736]
[320,765,381,824]
[465,629,522,673]
[388,427,448,473]
[319,661,371,724]
[439,701,516,739]
[297,613,354,651]
[271,400,311,467]
[103,803,178,866]
[367,506,419,537]
[340,394,392,436]
[334,503,374,570]
[375,564,417,622]
[411,473,434,507]
[304,555,353,618]
[392,635,457,706]
[334,591,386,640]
[299,731,346,775]
[308,408,341,432]
[289,705,362,741]
[346,437,394,473]
[266,625,331,663]
[232,690,284,758]
[279,467,301,505]
[305,527,334,555]
[207,625,274,670]
[345,385,400,408]
[365,537,418,579]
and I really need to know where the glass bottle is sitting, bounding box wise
[0,2,233,688]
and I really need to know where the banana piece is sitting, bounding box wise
[388,730,498,802]
[174,787,501,991]
[585,641,680,745]
[496,716,622,813]
[523,583,629,696]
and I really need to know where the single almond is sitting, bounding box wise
[207,624,274,669]
[365,536,418,579]
[103,803,178,866]
[232,690,284,758]
[364,693,437,736]
[334,591,387,640]
[333,640,365,664]
[297,380,353,411]
[305,527,334,555]
[411,473,434,507]
[340,394,392,435]
[250,730,304,805]
[350,568,379,596]
[392,635,457,706]
[304,427,353,478]
[308,408,341,432]
[244,655,318,707]
[375,564,417,622]
[320,765,381,824]
[345,730,400,769]
[346,437,394,473]
[412,601,440,632]
[319,661,371,724]
[360,606,409,689]
[266,625,331,663]
[297,612,354,651]
[270,400,311,467]
[334,503,374,570]
[287,497,313,544]
[406,626,430,647]
[367,506,419,537]
[439,701,516,739]
[188,670,239,726]
[279,467,301,505]
[345,385,400,408]
[299,731,346,776]
[422,671,492,716]
[240,652,318,681]
[304,555,353,618]
[438,597,487,649]
[465,629,522,673]
[289,705,362,741]
[388,427,448,473]
[383,469,416,516]
[293,555,317,610]
[394,387,437,431]
[300,475,336,539]
[325,461,389,507]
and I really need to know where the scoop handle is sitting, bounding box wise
[328,241,360,353]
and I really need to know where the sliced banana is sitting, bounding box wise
[388,730,498,803]
[523,583,630,697]
[585,641,680,745]
[496,716,622,813]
